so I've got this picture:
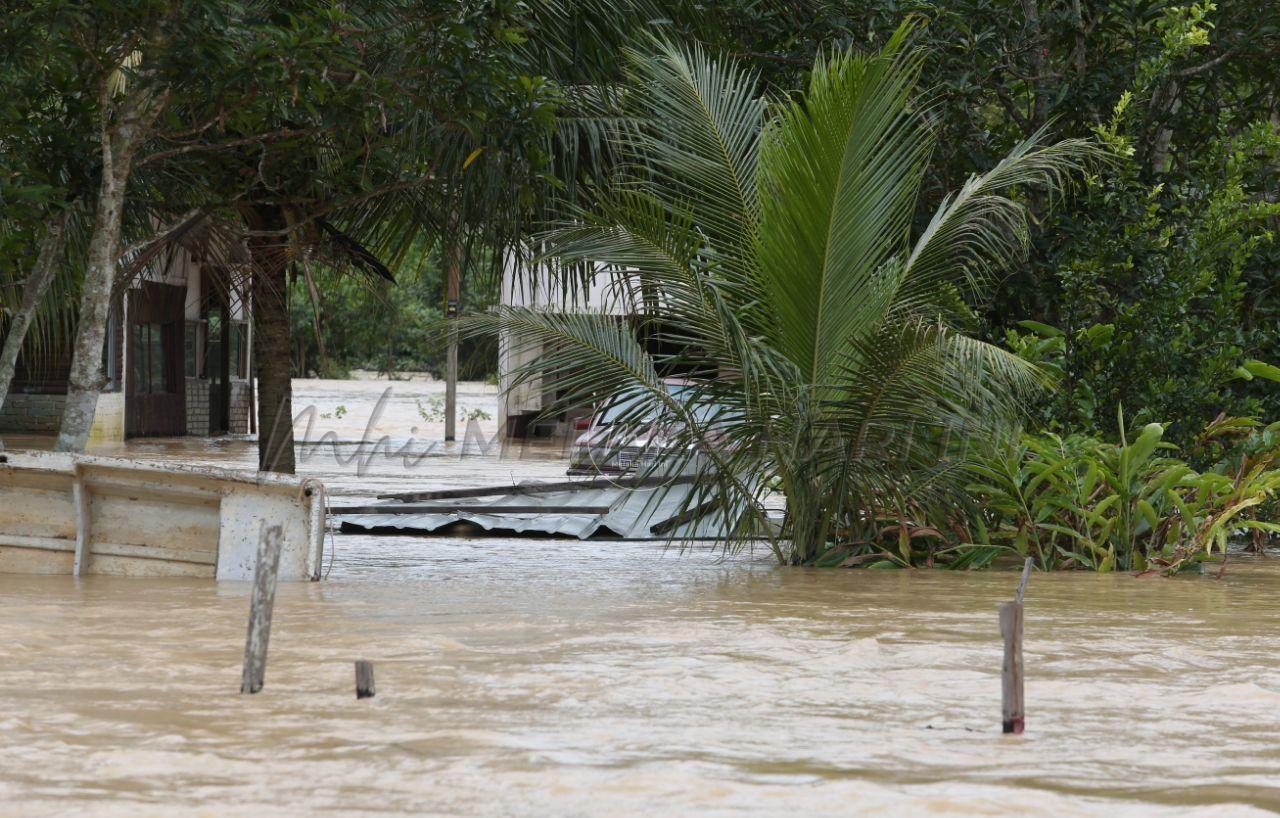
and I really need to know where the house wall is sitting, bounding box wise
[1,242,253,442]
[0,392,125,443]
[185,377,251,436]
[498,257,639,438]
[152,248,253,438]
[185,378,211,436]
[229,379,251,434]
[0,393,64,433]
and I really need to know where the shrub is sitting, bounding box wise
[957,414,1280,574]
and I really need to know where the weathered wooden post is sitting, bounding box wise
[241,523,285,694]
[355,660,375,699]
[1000,557,1033,734]
[71,463,91,576]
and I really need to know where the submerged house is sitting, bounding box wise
[497,257,640,440]
[0,244,253,443]
[497,257,711,440]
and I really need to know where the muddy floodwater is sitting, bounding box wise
[3,379,1280,816]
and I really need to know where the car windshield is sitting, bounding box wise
[595,383,725,426]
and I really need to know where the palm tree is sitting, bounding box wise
[472,24,1099,566]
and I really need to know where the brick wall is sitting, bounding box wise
[3,381,249,438]
[185,378,210,436]
[0,392,124,442]
[229,379,251,434]
[184,378,250,436]
[0,393,66,432]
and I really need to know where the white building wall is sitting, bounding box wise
[497,257,640,437]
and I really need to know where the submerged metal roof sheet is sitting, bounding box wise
[336,483,730,540]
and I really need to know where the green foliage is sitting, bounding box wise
[998,2,1280,438]
[561,1,1280,445]
[415,395,492,424]
[959,414,1280,574]
[1013,116,1280,441]
[288,241,497,380]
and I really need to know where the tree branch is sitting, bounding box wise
[136,127,329,166]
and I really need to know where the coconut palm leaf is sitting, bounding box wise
[896,127,1099,310]
[755,25,929,383]
[621,39,764,281]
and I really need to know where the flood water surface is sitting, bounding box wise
[3,380,1280,816]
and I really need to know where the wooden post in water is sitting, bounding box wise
[999,600,1024,734]
[1000,557,1033,734]
[71,463,91,576]
[241,523,285,694]
[355,661,375,699]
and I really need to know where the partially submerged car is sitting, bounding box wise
[568,380,728,476]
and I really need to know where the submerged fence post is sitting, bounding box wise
[241,523,285,694]
[1000,557,1033,734]
[355,660,375,699]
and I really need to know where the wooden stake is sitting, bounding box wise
[71,464,91,577]
[444,226,460,443]
[355,660,375,699]
[1016,556,1033,603]
[1000,556,1033,734]
[999,601,1025,734]
[241,523,284,694]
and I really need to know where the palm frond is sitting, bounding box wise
[623,38,765,278]
[896,129,1101,309]
[755,22,931,382]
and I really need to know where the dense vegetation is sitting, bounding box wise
[299,1,1280,437]
[478,1,1280,571]
[288,242,497,380]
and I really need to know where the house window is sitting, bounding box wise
[103,303,123,392]
[130,323,168,394]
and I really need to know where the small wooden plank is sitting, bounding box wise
[1015,556,1033,603]
[242,523,285,694]
[999,600,1025,734]
[330,504,614,516]
[375,475,695,501]
[0,535,76,552]
[355,660,375,699]
[72,467,90,576]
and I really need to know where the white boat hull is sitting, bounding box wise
[0,450,325,581]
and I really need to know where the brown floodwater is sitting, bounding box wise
[3,380,1280,816]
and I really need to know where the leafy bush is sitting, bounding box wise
[1028,120,1280,444]
[958,415,1280,574]
[414,396,492,424]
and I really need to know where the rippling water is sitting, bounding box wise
[3,380,1279,816]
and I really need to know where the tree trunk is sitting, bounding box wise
[1147,80,1183,173]
[55,180,126,452]
[444,229,460,442]
[54,81,168,453]
[247,204,296,474]
[1021,0,1049,130]
[0,210,69,418]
